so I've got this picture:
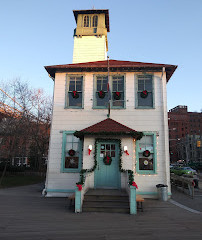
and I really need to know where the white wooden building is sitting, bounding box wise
[44,9,177,212]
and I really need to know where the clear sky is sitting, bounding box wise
[1,0,202,112]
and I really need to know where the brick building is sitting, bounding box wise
[168,105,202,165]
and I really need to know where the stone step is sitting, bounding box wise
[84,194,128,201]
[83,200,129,207]
[82,205,130,213]
[83,189,130,213]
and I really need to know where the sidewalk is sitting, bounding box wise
[0,183,202,240]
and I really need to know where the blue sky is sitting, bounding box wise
[1,0,202,112]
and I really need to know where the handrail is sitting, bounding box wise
[170,174,195,198]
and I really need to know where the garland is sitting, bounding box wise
[76,139,98,185]
[98,90,105,99]
[72,91,79,99]
[74,131,143,140]
[140,90,148,98]
[76,138,142,187]
[103,156,112,165]
[118,139,134,185]
[68,149,75,156]
[143,150,150,157]
[113,92,121,100]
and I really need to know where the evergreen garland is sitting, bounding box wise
[74,131,143,140]
[76,138,137,186]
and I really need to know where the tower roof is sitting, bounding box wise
[73,9,110,32]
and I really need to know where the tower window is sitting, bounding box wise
[84,16,90,27]
[92,15,98,27]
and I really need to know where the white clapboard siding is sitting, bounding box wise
[45,70,170,197]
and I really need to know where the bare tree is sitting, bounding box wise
[0,79,52,183]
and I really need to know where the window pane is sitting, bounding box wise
[145,80,152,91]
[92,15,98,27]
[76,80,82,91]
[112,92,124,107]
[66,135,73,143]
[65,157,79,169]
[138,80,144,90]
[139,155,154,170]
[84,16,89,27]
[97,77,108,91]
[69,80,75,91]
[69,93,82,107]
[138,92,153,107]
[139,135,153,152]
[96,92,108,107]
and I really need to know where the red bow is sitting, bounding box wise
[73,91,77,97]
[125,150,129,155]
[143,90,147,95]
[99,91,103,96]
[77,184,82,191]
[116,91,120,96]
[132,182,138,189]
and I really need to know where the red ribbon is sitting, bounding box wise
[143,90,147,95]
[125,150,129,155]
[77,184,82,191]
[88,149,91,155]
[116,91,120,96]
[73,91,77,97]
[99,91,103,96]
[132,182,138,189]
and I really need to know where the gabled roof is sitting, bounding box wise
[74,118,143,140]
[73,9,110,32]
[45,59,177,82]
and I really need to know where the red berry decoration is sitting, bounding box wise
[68,149,76,156]
[98,90,105,99]
[72,91,79,99]
[140,90,148,98]
[103,156,112,165]
[143,150,150,157]
[113,91,121,100]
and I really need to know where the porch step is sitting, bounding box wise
[82,189,130,213]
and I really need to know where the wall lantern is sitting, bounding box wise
[124,146,129,155]
[88,145,93,155]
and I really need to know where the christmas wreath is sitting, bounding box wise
[68,149,76,156]
[98,90,105,99]
[72,91,79,99]
[140,90,148,98]
[113,91,121,100]
[143,150,150,157]
[103,156,112,165]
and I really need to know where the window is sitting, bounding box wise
[136,133,156,174]
[66,75,83,108]
[61,131,82,172]
[136,75,154,108]
[84,16,90,27]
[92,15,98,27]
[112,76,124,108]
[94,75,125,109]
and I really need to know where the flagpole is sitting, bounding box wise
[107,56,110,118]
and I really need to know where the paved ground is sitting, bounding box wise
[0,183,202,240]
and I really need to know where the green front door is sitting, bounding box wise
[95,141,120,189]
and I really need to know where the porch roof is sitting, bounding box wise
[74,118,143,140]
